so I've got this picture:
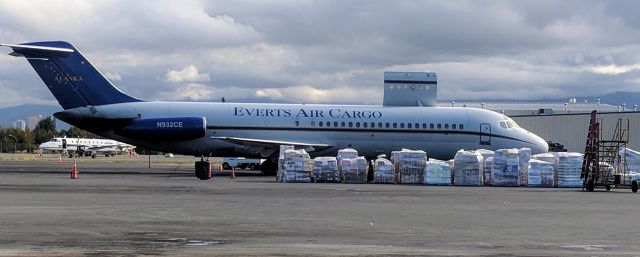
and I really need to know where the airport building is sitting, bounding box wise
[13,119,26,131]
[439,101,639,152]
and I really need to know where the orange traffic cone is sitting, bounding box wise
[207,160,212,179]
[230,167,236,179]
[70,160,78,179]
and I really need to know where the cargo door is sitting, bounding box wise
[480,123,491,145]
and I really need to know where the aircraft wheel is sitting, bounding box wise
[248,163,257,170]
[605,185,611,191]
[260,159,277,176]
[195,161,212,180]
[632,181,638,193]
[586,180,595,192]
[222,163,231,170]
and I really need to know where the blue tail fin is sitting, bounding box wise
[2,41,142,109]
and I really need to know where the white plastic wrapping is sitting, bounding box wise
[483,157,494,186]
[619,148,640,173]
[312,157,339,183]
[477,149,494,186]
[392,149,427,184]
[527,159,555,187]
[492,149,519,186]
[373,158,395,184]
[453,150,483,186]
[424,160,452,185]
[556,152,583,188]
[518,148,532,186]
[340,156,368,183]
[278,148,312,183]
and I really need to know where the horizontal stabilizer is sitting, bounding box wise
[1,43,74,57]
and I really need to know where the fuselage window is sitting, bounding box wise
[437,123,441,129]
[311,121,316,127]
[460,124,464,129]
[295,121,300,127]
[430,123,434,129]
[334,122,339,127]
[385,122,390,128]
[415,123,419,129]
[325,122,330,127]
[400,123,405,128]
[408,123,412,129]
[452,124,456,129]
[363,122,368,128]
[356,122,360,128]
[422,123,427,129]
[444,124,449,129]
[348,122,353,128]
[319,121,323,127]
[341,122,346,127]
[378,122,383,128]
[393,123,397,128]
[371,122,375,128]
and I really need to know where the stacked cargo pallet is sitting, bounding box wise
[392,149,428,184]
[518,148,532,186]
[527,159,555,187]
[477,149,494,186]
[278,148,312,183]
[312,157,339,183]
[337,148,368,183]
[423,160,452,185]
[491,148,519,186]
[373,157,395,184]
[556,152,583,187]
[453,150,483,186]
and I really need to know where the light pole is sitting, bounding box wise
[8,134,17,154]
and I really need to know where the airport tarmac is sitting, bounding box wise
[1,154,639,256]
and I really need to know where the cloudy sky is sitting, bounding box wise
[1,0,640,108]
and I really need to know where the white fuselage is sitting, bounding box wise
[77,102,549,160]
[39,137,133,154]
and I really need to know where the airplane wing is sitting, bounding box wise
[211,136,332,152]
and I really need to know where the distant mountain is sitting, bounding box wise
[0,104,68,130]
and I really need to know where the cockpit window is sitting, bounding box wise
[500,116,519,129]
[51,138,58,142]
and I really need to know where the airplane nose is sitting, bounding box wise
[529,133,549,154]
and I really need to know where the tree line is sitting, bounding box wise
[0,116,100,153]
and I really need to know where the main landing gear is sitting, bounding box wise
[260,158,277,176]
[194,157,212,180]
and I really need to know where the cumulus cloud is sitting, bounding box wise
[165,65,211,83]
[104,72,122,81]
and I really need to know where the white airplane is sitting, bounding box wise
[2,41,548,179]
[39,137,135,158]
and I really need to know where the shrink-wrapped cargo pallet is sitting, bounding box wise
[278,148,312,183]
[483,157,494,186]
[492,149,519,186]
[556,152,583,188]
[277,145,295,178]
[340,157,368,183]
[518,148,532,186]
[532,153,558,172]
[392,149,427,184]
[453,150,483,186]
[337,148,359,164]
[476,149,494,186]
[312,157,339,183]
[373,158,395,183]
[423,160,452,185]
[527,159,555,187]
